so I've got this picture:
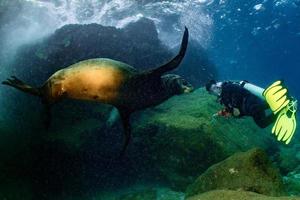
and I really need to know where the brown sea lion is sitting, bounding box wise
[2,27,192,156]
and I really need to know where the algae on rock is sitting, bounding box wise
[185,148,286,197]
[186,190,300,200]
[132,88,278,191]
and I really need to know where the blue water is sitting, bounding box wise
[208,0,300,97]
[1,0,300,199]
[208,0,300,141]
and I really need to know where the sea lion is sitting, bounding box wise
[2,27,192,156]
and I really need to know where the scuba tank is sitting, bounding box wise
[239,81,265,100]
[224,80,265,100]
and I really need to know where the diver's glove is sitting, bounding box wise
[272,99,297,144]
[263,80,290,114]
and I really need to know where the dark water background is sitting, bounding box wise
[0,0,300,199]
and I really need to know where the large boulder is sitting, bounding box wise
[131,88,278,191]
[0,87,280,199]
[12,18,170,85]
[119,189,157,200]
[117,187,184,200]
[275,144,300,175]
[0,0,23,59]
[283,167,300,196]
[186,190,300,200]
[185,148,286,198]
[12,17,217,87]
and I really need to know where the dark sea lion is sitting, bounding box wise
[2,27,192,156]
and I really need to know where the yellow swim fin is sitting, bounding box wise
[263,80,290,114]
[272,99,297,144]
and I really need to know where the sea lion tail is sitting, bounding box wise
[148,27,189,76]
[2,76,42,97]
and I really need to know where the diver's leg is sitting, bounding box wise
[256,101,270,111]
[246,96,274,128]
[258,101,277,127]
[263,113,277,126]
[252,109,276,128]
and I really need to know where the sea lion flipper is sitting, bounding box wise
[147,27,189,76]
[118,109,131,158]
[2,76,42,96]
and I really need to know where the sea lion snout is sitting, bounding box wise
[183,85,194,93]
[180,79,194,93]
[161,74,193,95]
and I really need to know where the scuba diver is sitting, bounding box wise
[206,80,297,144]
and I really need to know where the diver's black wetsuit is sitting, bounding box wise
[219,81,276,128]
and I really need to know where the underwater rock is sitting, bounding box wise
[12,17,217,87]
[186,190,300,200]
[156,188,185,200]
[275,144,300,175]
[117,187,184,200]
[185,148,286,198]
[12,18,169,84]
[0,0,23,59]
[132,88,278,191]
[283,167,300,196]
[119,189,157,200]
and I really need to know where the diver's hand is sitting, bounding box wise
[213,109,232,118]
[233,108,240,117]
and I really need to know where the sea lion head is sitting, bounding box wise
[161,74,194,95]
